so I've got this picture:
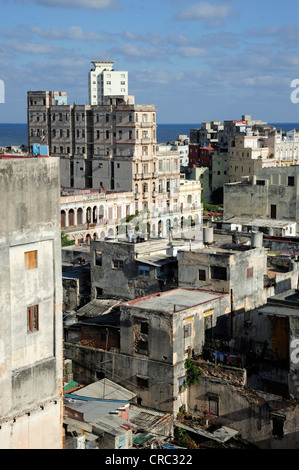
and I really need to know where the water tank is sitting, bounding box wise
[203,227,213,245]
[251,231,263,248]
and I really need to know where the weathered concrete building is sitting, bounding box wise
[177,229,267,312]
[0,156,64,449]
[223,166,299,233]
[65,288,231,414]
[89,238,202,301]
[232,288,299,398]
[187,359,299,449]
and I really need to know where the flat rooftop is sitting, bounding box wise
[259,289,299,317]
[123,288,227,313]
[224,216,296,228]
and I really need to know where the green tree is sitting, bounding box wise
[184,358,202,387]
[61,231,75,247]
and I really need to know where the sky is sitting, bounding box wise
[1,0,299,124]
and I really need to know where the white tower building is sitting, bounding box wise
[89,60,128,105]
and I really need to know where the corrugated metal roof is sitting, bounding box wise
[77,298,123,318]
[64,381,79,392]
[73,379,137,402]
[129,405,172,431]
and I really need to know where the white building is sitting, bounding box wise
[89,60,128,105]
[268,129,299,166]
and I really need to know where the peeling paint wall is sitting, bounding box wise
[189,372,299,449]
[0,158,64,449]
[90,239,176,300]
[177,246,267,311]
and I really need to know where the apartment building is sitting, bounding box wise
[190,121,223,148]
[212,152,228,192]
[227,135,273,183]
[0,156,64,449]
[28,62,202,244]
[27,92,162,212]
[88,60,128,106]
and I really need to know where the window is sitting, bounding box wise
[288,176,295,186]
[256,179,265,186]
[99,331,106,341]
[272,415,285,439]
[184,324,191,338]
[113,259,124,269]
[25,250,37,270]
[96,287,103,298]
[140,322,149,334]
[95,251,102,266]
[27,305,39,332]
[137,340,148,355]
[208,395,219,416]
[198,269,206,281]
[137,376,149,389]
[138,266,150,277]
[247,267,253,278]
[211,266,227,280]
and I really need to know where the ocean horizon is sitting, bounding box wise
[1,122,299,148]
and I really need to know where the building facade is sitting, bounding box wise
[267,129,299,166]
[224,166,299,233]
[0,156,64,449]
[88,60,128,106]
[227,135,272,183]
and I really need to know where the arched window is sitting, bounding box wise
[77,208,83,225]
[86,207,92,224]
[68,209,74,226]
[61,210,66,227]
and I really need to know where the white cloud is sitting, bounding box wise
[109,43,166,61]
[4,40,73,56]
[30,25,111,42]
[176,1,235,26]
[175,46,207,57]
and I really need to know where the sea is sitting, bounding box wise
[1,122,299,148]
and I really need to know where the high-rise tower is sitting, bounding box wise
[89,60,128,105]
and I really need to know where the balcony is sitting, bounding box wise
[140,122,153,128]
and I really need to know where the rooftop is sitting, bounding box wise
[122,288,227,313]
[73,379,136,402]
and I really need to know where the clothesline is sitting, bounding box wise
[207,348,245,367]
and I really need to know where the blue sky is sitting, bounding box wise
[1,0,299,123]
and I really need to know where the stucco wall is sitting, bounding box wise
[0,157,63,449]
